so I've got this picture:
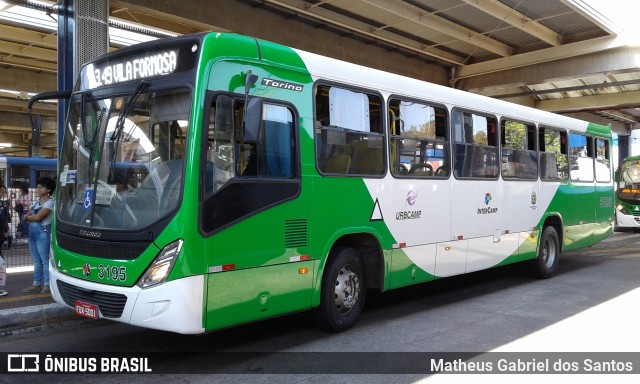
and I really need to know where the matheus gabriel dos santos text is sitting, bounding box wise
[431,357,634,373]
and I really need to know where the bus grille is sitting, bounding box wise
[57,280,127,318]
[285,219,308,248]
[57,231,150,260]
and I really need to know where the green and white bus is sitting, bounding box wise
[615,155,640,231]
[36,33,614,334]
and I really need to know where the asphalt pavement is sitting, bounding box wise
[0,230,638,338]
[0,270,75,335]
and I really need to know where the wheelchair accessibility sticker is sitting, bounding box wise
[83,189,94,211]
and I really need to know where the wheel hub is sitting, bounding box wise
[334,264,360,314]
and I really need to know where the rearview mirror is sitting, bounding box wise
[242,97,263,143]
[27,90,71,146]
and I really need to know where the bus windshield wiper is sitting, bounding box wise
[106,81,149,190]
[111,80,149,142]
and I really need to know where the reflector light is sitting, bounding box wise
[209,264,236,273]
[289,255,310,262]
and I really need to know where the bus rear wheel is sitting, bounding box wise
[526,226,560,279]
[314,247,366,332]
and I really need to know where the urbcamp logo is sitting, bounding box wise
[83,263,91,277]
[396,189,421,220]
[478,192,498,215]
[406,190,418,206]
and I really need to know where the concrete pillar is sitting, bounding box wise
[52,0,109,156]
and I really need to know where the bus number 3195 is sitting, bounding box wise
[98,265,127,282]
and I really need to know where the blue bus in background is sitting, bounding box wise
[0,156,57,189]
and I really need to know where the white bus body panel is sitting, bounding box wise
[296,48,591,277]
[49,267,205,334]
[616,210,640,229]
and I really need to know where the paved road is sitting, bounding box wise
[1,231,639,384]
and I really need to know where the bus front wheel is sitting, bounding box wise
[526,226,560,279]
[314,247,366,332]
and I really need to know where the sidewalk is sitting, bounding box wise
[0,270,76,335]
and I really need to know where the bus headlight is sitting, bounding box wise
[616,204,628,215]
[137,240,183,289]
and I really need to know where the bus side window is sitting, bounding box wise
[540,127,569,181]
[204,95,296,194]
[501,119,537,180]
[453,110,498,179]
[204,95,236,194]
[261,105,295,178]
[314,84,384,176]
[389,98,448,178]
[595,138,611,183]
[569,133,594,182]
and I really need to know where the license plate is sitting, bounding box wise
[74,300,99,320]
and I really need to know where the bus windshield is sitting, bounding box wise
[617,159,640,202]
[57,85,191,231]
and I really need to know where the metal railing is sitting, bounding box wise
[3,187,40,271]
[1,238,32,272]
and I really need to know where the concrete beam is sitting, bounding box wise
[563,112,629,135]
[361,0,513,56]
[0,40,57,62]
[460,0,562,47]
[0,111,56,134]
[111,0,451,84]
[0,132,23,145]
[38,133,59,147]
[0,24,57,49]
[459,45,640,92]
[456,34,629,81]
[536,90,640,112]
[0,99,57,117]
[0,67,57,93]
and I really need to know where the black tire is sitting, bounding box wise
[313,247,366,332]
[525,226,560,278]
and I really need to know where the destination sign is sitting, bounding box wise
[84,50,178,88]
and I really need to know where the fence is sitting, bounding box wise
[2,187,40,271]
[1,237,31,272]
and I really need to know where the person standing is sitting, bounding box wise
[22,177,55,294]
[0,212,8,256]
[0,186,11,250]
[0,213,8,297]
[16,185,31,238]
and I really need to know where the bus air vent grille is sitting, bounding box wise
[285,219,307,248]
[57,231,149,260]
[57,280,127,318]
